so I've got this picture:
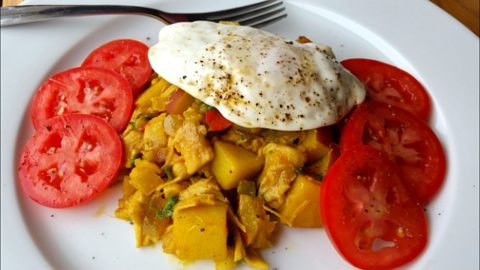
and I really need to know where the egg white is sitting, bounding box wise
[149,21,365,131]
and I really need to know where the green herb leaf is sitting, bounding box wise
[295,164,304,176]
[141,115,153,121]
[206,104,216,111]
[157,196,178,219]
[129,153,142,167]
[162,165,174,180]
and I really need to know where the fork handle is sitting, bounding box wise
[1,5,174,27]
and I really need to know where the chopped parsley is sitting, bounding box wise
[162,165,174,180]
[157,196,178,219]
[129,114,153,129]
[128,153,142,167]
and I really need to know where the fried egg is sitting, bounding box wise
[148,21,365,131]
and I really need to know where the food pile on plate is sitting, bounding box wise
[18,21,446,270]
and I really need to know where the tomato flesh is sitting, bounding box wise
[205,109,232,131]
[18,114,123,208]
[321,145,428,270]
[340,101,446,204]
[341,58,431,120]
[82,39,152,95]
[31,67,133,133]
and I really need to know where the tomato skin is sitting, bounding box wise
[340,101,446,204]
[341,58,431,120]
[321,145,428,270]
[82,39,152,95]
[205,110,232,131]
[31,67,133,133]
[18,114,123,208]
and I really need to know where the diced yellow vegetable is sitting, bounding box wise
[161,225,175,253]
[135,78,170,109]
[279,174,323,228]
[160,181,188,199]
[237,194,276,248]
[298,129,331,162]
[129,159,164,195]
[172,204,228,261]
[215,248,236,270]
[233,228,245,262]
[212,141,264,190]
[304,145,340,180]
[243,249,269,270]
[151,84,179,112]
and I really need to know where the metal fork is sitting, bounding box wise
[0,0,287,28]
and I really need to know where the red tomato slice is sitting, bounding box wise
[321,145,428,270]
[18,114,123,208]
[31,67,133,133]
[205,109,232,132]
[341,58,431,120]
[340,101,446,204]
[82,39,152,95]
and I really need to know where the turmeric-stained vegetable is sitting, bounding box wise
[135,78,170,109]
[297,35,312,43]
[114,176,137,221]
[151,84,179,112]
[173,120,213,174]
[298,128,332,162]
[243,249,269,270]
[140,191,171,246]
[237,194,276,248]
[279,174,323,228]
[237,180,256,196]
[122,129,143,168]
[215,249,236,270]
[143,114,167,151]
[129,159,164,195]
[115,73,338,269]
[304,145,340,181]
[172,203,228,261]
[258,143,306,209]
[116,190,148,247]
[212,141,264,190]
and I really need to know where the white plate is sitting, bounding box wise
[1,0,479,269]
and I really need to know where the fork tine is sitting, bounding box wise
[247,12,287,28]
[239,6,287,27]
[199,0,282,21]
[221,5,285,24]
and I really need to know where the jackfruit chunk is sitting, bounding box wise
[212,140,264,190]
